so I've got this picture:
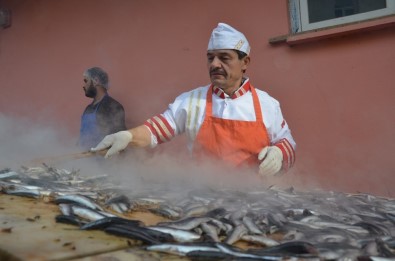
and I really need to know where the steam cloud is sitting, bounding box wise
[0,113,308,193]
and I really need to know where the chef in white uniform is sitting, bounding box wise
[92,23,296,177]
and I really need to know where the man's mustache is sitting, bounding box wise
[210,68,226,76]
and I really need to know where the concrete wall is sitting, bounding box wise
[1,0,394,196]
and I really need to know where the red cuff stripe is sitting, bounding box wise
[144,115,175,144]
[276,142,289,170]
[275,139,295,171]
[144,121,158,138]
[150,116,171,143]
[145,120,167,144]
[152,115,175,137]
[282,139,295,167]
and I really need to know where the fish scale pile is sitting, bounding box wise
[1,165,395,260]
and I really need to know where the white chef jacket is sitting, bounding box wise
[144,78,296,169]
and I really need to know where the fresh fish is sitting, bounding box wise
[267,212,287,227]
[281,229,306,241]
[368,257,395,261]
[4,186,41,198]
[193,227,203,235]
[58,203,73,216]
[184,205,209,217]
[313,242,361,260]
[204,207,228,219]
[385,213,395,224]
[218,217,235,233]
[97,210,117,218]
[70,205,106,221]
[149,205,182,220]
[215,243,282,260]
[228,209,247,226]
[108,202,129,214]
[200,222,220,242]
[288,219,369,236]
[248,240,319,257]
[105,194,131,214]
[284,208,317,218]
[157,216,212,230]
[353,221,392,236]
[80,216,143,230]
[0,171,19,180]
[242,215,263,234]
[109,224,174,242]
[4,163,395,260]
[241,234,280,247]
[55,214,85,226]
[131,197,165,206]
[186,249,232,259]
[147,226,201,243]
[225,223,248,245]
[55,194,103,211]
[105,194,130,206]
[105,225,161,245]
[146,242,220,256]
[376,237,395,258]
[190,195,212,205]
[207,219,230,235]
[310,221,370,235]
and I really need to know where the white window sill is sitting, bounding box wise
[269,14,395,46]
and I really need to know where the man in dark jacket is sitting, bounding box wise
[79,67,126,150]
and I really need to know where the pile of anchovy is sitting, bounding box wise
[1,165,395,260]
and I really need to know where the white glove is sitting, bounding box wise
[91,131,133,159]
[258,146,283,176]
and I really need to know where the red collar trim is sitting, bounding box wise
[212,80,251,100]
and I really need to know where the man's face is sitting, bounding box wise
[207,49,249,93]
[83,75,97,98]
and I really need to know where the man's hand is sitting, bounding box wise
[258,146,283,176]
[91,131,133,158]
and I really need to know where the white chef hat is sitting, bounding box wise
[207,23,250,55]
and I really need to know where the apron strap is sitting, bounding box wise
[206,86,213,117]
[250,85,263,122]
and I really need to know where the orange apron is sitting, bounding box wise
[193,84,270,167]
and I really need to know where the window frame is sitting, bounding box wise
[296,0,395,32]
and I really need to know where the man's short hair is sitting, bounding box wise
[86,67,109,89]
[236,50,248,60]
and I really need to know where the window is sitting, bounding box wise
[289,0,395,33]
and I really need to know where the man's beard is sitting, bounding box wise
[85,82,97,98]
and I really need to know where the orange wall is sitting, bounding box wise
[1,0,394,196]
